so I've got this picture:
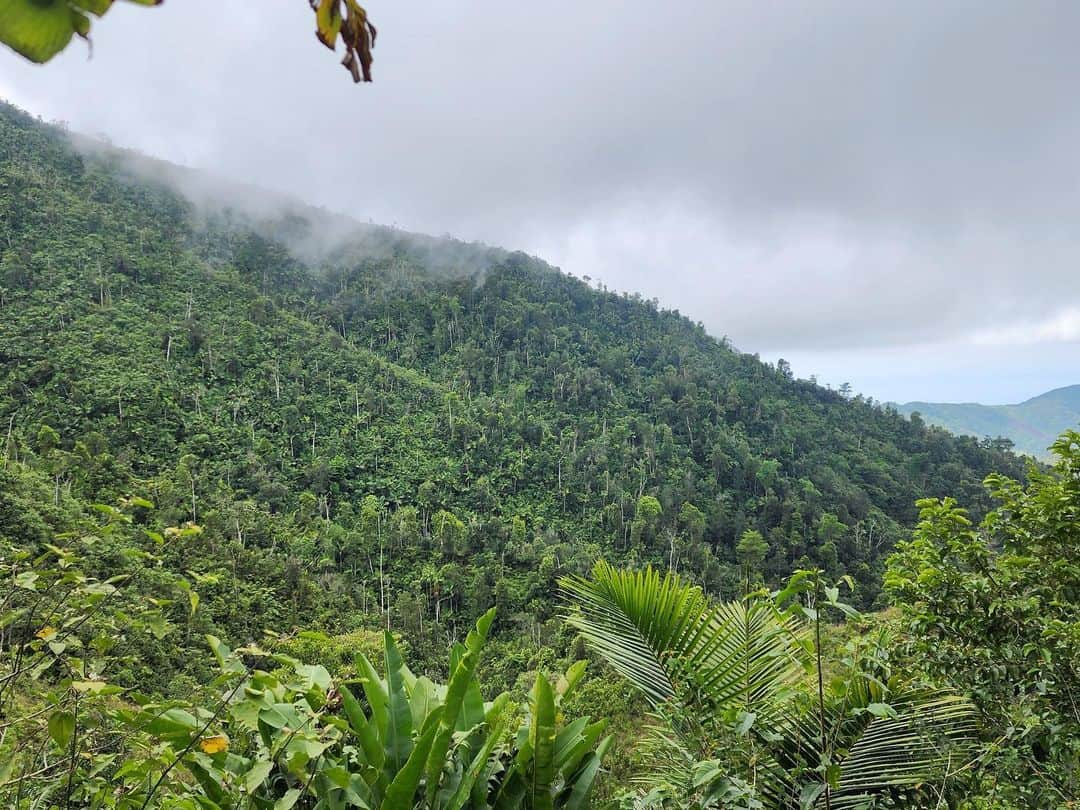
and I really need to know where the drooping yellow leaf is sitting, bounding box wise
[36,625,57,641]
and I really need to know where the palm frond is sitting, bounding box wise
[831,692,978,803]
[700,599,807,713]
[561,562,807,722]
[561,562,711,705]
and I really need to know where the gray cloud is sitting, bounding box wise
[2,0,1079,399]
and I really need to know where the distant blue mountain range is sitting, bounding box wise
[894,384,1080,460]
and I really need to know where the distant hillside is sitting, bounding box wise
[895,385,1080,459]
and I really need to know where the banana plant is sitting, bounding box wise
[124,607,610,809]
[562,563,976,809]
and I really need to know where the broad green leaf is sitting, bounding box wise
[207,634,245,674]
[425,607,495,803]
[557,659,587,701]
[561,737,610,810]
[384,707,443,810]
[356,652,388,732]
[383,631,413,778]
[230,698,263,732]
[798,782,825,809]
[553,716,589,771]
[447,695,512,810]
[409,675,439,729]
[735,710,757,736]
[244,758,274,792]
[341,684,385,773]
[528,674,556,810]
[48,709,76,749]
[260,702,303,730]
[294,661,333,692]
[865,702,897,719]
[146,610,169,640]
[144,707,200,743]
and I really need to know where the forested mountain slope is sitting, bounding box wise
[896,384,1080,460]
[0,100,1023,666]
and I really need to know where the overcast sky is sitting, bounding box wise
[2,0,1078,404]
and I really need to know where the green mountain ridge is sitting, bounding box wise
[895,384,1080,460]
[0,98,1024,676]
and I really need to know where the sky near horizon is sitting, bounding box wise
[1,1,1078,406]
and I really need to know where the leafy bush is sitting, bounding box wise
[884,430,1080,807]
[1,574,609,809]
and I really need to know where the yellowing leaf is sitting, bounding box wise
[313,0,342,49]
[36,625,57,640]
[199,734,229,754]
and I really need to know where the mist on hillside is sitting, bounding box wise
[67,127,511,280]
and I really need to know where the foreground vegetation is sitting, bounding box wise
[562,430,1080,806]
[2,434,1077,806]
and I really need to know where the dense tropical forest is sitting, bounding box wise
[0,101,1076,808]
